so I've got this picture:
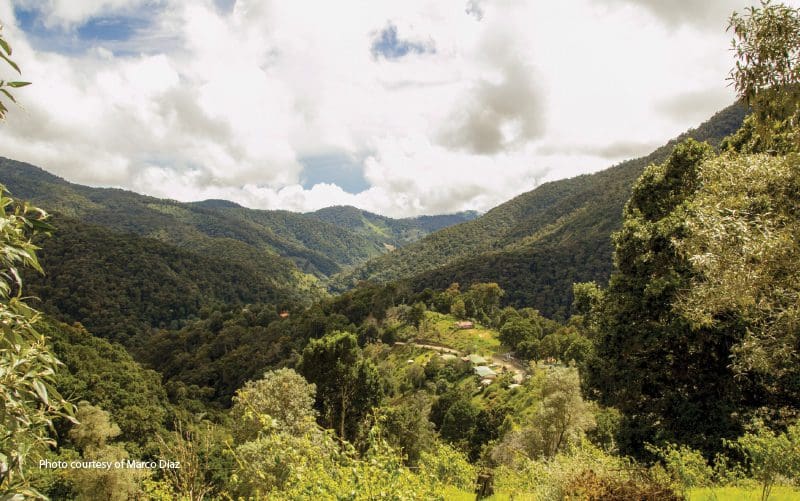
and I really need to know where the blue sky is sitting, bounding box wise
[0,0,765,216]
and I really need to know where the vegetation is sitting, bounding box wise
[0,187,74,499]
[334,104,747,319]
[4,2,800,499]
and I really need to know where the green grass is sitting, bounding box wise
[688,486,800,501]
[417,312,503,356]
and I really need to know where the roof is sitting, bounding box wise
[474,366,497,378]
[468,354,488,365]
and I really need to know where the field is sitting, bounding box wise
[416,311,503,356]
[688,486,800,501]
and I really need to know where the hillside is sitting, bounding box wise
[333,103,748,318]
[312,205,478,249]
[0,159,474,278]
[22,214,314,345]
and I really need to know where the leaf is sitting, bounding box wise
[0,53,20,74]
[0,37,11,56]
[7,81,29,88]
[32,380,49,406]
[0,88,16,103]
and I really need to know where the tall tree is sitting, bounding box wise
[727,0,800,151]
[298,331,383,442]
[586,140,746,457]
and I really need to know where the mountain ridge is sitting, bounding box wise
[333,103,748,318]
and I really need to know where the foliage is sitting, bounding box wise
[0,25,31,120]
[648,443,714,492]
[492,367,595,461]
[675,153,800,411]
[298,331,383,442]
[586,140,747,458]
[230,368,317,442]
[726,420,800,501]
[728,1,800,149]
[156,420,228,500]
[493,441,681,501]
[42,319,170,450]
[60,402,148,501]
[0,186,73,499]
[418,441,476,492]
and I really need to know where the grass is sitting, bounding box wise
[688,486,800,501]
[417,312,503,356]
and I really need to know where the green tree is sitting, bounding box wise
[728,0,800,150]
[463,282,504,324]
[298,332,383,442]
[0,187,73,498]
[586,140,745,457]
[675,153,800,412]
[0,25,31,120]
[65,402,146,501]
[499,317,540,351]
[230,368,317,442]
[727,420,800,501]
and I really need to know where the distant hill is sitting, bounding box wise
[22,214,314,345]
[333,103,748,319]
[0,159,473,277]
[0,157,475,342]
[312,205,479,249]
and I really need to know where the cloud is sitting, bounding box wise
[537,140,663,160]
[0,0,760,217]
[655,87,735,123]
[596,0,760,29]
[13,0,159,29]
[437,25,545,155]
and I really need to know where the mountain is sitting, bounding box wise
[312,205,479,250]
[22,214,314,345]
[333,103,748,319]
[0,159,472,277]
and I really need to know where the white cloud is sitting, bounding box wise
[0,0,773,216]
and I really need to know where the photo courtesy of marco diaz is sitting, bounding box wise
[39,460,181,471]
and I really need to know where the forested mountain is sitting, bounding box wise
[0,158,473,278]
[334,103,747,318]
[22,215,312,345]
[312,205,478,249]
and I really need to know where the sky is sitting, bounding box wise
[0,0,789,217]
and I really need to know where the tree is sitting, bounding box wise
[230,368,317,442]
[728,1,800,150]
[156,421,223,501]
[586,140,745,457]
[298,332,383,442]
[727,420,800,501]
[0,186,74,498]
[493,368,595,461]
[65,402,146,501]
[675,153,800,413]
[0,25,31,120]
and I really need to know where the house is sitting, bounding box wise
[467,354,488,365]
[456,321,474,329]
[279,311,290,319]
[474,366,497,379]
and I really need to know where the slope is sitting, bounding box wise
[333,103,748,318]
[0,159,473,277]
[23,214,312,345]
